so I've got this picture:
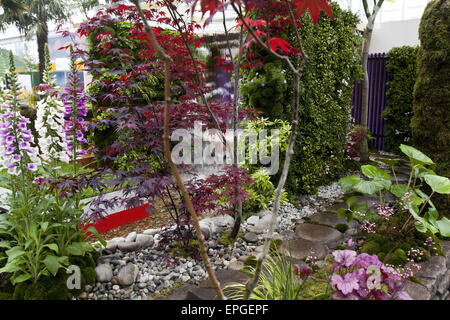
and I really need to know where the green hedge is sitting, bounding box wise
[240,3,362,195]
[382,46,419,153]
[411,0,450,215]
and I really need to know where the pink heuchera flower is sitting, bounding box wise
[352,253,383,268]
[331,272,359,295]
[332,250,357,268]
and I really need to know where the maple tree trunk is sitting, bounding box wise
[229,26,245,242]
[132,0,225,300]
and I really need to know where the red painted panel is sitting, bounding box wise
[84,203,150,235]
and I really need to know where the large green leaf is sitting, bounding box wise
[435,218,450,237]
[424,175,450,194]
[361,165,391,180]
[12,273,32,285]
[66,242,92,256]
[43,243,59,254]
[354,180,385,195]
[345,196,358,208]
[0,240,10,249]
[43,255,63,276]
[390,184,408,198]
[400,144,433,165]
[414,165,436,179]
[6,246,25,261]
[0,260,21,274]
[339,175,360,192]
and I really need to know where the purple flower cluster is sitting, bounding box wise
[62,64,88,158]
[330,250,412,300]
[0,100,41,175]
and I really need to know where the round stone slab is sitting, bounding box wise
[278,239,328,260]
[310,213,357,228]
[294,223,344,246]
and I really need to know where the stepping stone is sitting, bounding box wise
[393,166,412,176]
[323,203,347,213]
[310,212,357,229]
[160,269,249,300]
[278,238,328,260]
[403,280,431,300]
[294,223,344,247]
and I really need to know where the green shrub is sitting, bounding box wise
[382,46,419,153]
[411,0,450,215]
[239,4,362,195]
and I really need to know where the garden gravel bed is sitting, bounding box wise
[79,181,346,300]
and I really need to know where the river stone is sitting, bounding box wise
[118,263,139,286]
[143,228,160,236]
[243,232,258,243]
[105,240,118,252]
[95,264,113,283]
[278,239,328,260]
[246,215,260,226]
[125,232,137,242]
[294,223,344,246]
[135,234,154,248]
[258,210,271,218]
[118,241,141,252]
[211,215,235,227]
[414,255,447,280]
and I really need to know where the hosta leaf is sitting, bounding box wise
[361,165,391,180]
[339,175,360,192]
[424,175,450,194]
[400,144,433,165]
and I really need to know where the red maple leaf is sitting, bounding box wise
[236,17,267,30]
[293,0,333,24]
[269,37,293,55]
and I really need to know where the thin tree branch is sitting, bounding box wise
[241,1,307,299]
[163,0,227,146]
[230,1,299,76]
[131,0,225,300]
